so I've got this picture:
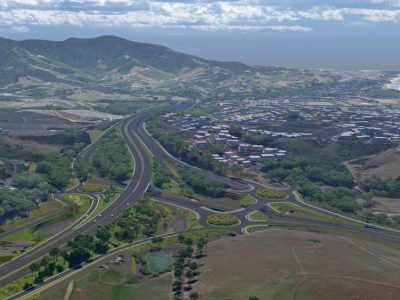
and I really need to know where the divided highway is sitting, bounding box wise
[3,105,400,299]
[0,114,152,289]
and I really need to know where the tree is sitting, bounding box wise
[152,236,164,244]
[68,235,95,252]
[23,282,34,290]
[189,262,198,272]
[189,292,200,300]
[29,262,40,276]
[40,256,50,268]
[186,270,195,281]
[65,201,80,216]
[231,163,243,177]
[249,296,259,300]
[177,234,186,244]
[184,237,193,247]
[49,247,61,263]
[197,238,208,257]
[173,279,183,293]
[185,246,194,258]
[96,225,111,244]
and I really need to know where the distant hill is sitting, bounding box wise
[0,36,255,84]
[0,36,390,101]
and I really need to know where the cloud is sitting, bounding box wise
[265,25,313,32]
[10,25,29,32]
[345,7,400,21]
[0,1,399,33]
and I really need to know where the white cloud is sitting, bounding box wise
[10,25,29,32]
[0,1,399,32]
[265,25,313,32]
[298,7,345,21]
[345,7,400,22]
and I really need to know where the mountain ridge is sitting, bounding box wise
[0,35,388,101]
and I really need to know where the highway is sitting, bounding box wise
[3,104,400,299]
[0,114,152,289]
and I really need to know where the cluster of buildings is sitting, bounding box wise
[194,128,288,168]
[334,108,400,143]
[161,112,288,168]
[161,97,400,167]
[211,146,287,168]
[206,99,400,144]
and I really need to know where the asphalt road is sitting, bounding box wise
[3,105,400,299]
[0,114,152,288]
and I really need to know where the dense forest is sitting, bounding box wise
[179,167,225,197]
[152,160,172,188]
[91,129,132,181]
[0,172,52,219]
[260,140,391,214]
[363,176,400,198]
[0,130,89,222]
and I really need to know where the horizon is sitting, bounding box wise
[1,0,400,71]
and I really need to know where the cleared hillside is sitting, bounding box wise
[194,228,400,300]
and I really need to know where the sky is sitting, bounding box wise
[0,0,400,70]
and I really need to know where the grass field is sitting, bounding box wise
[247,210,270,221]
[66,178,79,190]
[194,228,400,300]
[256,187,288,200]
[0,199,64,234]
[239,195,257,207]
[38,252,173,300]
[62,194,92,217]
[161,190,243,212]
[88,130,103,144]
[78,182,106,193]
[152,200,202,232]
[346,144,400,181]
[0,270,36,299]
[269,202,356,225]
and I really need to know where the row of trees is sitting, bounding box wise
[92,130,132,181]
[26,226,112,289]
[75,158,91,182]
[172,235,207,299]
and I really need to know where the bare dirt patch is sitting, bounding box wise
[346,145,400,181]
[2,136,62,153]
[169,216,187,231]
[193,228,400,300]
